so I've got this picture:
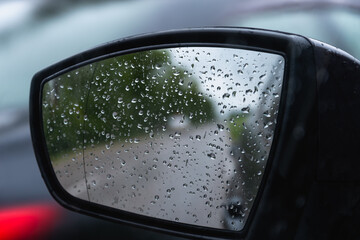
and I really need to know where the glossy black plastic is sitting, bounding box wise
[30,27,360,239]
[293,40,360,239]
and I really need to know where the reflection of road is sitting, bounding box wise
[54,123,237,230]
[52,150,89,201]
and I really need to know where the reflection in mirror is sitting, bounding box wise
[42,47,285,231]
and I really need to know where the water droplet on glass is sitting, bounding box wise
[259,74,266,80]
[207,153,216,160]
[217,124,225,131]
[222,93,230,99]
[241,106,250,113]
[120,159,126,166]
[263,110,271,118]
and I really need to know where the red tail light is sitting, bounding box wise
[0,203,62,240]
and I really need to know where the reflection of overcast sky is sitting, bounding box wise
[169,47,285,118]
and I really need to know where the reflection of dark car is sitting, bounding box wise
[225,77,280,230]
[1,0,360,239]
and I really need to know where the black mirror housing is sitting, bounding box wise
[30,28,360,239]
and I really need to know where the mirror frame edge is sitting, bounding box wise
[30,27,317,240]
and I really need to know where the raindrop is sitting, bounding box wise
[259,74,266,80]
[245,89,253,94]
[263,110,271,117]
[222,93,230,99]
[241,106,250,113]
[207,153,216,160]
[217,124,225,131]
[120,159,126,166]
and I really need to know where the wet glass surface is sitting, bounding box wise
[42,46,285,231]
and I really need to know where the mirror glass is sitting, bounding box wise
[42,46,285,231]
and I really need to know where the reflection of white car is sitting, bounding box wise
[167,114,190,130]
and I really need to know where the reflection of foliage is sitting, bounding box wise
[43,49,214,157]
[226,111,263,196]
[231,125,262,195]
[228,85,279,200]
[87,50,214,145]
[43,65,91,159]
[227,113,247,141]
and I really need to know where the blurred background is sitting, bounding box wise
[1,0,360,239]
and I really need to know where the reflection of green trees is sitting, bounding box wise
[227,113,247,141]
[43,49,214,157]
[42,65,91,159]
[228,87,279,202]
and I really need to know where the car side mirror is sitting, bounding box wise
[30,28,360,239]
